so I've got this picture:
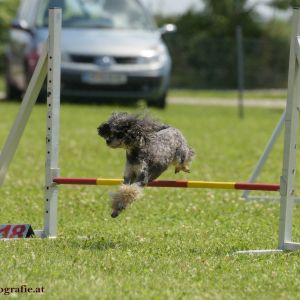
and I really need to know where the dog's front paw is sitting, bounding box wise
[109,184,143,218]
[110,191,126,218]
[111,210,121,218]
[111,211,119,218]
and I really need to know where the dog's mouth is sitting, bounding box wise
[106,140,121,148]
[106,139,125,149]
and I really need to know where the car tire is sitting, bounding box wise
[5,74,22,100]
[147,92,167,109]
[5,79,22,100]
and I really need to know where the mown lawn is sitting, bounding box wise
[0,101,300,299]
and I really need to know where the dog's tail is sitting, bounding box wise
[188,146,195,162]
[110,184,143,218]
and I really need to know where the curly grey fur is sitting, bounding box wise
[98,112,195,217]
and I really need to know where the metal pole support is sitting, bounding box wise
[236,8,300,254]
[278,8,300,250]
[44,8,62,238]
[0,47,48,186]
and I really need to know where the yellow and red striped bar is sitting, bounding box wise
[53,177,280,192]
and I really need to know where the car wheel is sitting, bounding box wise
[147,92,167,109]
[5,74,22,100]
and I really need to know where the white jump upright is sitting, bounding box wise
[44,8,62,238]
[278,7,300,251]
[237,7,300,254]
[0,8,61,238]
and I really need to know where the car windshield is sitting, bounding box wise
[36,0,155,30]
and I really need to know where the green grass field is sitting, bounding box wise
[0,101,300,299]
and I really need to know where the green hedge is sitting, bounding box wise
[165,35,290,89]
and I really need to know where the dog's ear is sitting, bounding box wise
[97,123,110,137]
[124,118,143,146]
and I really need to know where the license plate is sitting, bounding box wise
[82,72,127,85]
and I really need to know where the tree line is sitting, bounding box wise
[0,0,19,72]
[158,0,294,88]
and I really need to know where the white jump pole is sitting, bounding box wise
[0,8,61,238]
[237,7,300,254]
[43,7,62,238]
[277,7,300,251]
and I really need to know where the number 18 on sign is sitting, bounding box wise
[0,224,35,239]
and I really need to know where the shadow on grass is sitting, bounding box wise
[71,237,131,251]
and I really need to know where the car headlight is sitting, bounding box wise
[138,44,168,64]
[137,53,160,64]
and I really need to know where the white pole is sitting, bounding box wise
[278,8,300,251]
[235,8,300,254]
[44,7,62,238]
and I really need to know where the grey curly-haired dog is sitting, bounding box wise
[97,112,195,218]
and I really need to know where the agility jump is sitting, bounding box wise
[1,7,300,254]
[53,177,280,191]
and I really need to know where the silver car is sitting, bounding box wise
[5,0,176,108]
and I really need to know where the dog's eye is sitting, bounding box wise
[116,132,123,138]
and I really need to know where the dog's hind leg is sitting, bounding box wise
[175,164,190,174]
[174,149,193,174]
[182,165,191,173]
[181,150,195,173]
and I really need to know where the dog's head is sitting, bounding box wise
[97,112,142,149]
[98,112,168,149]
